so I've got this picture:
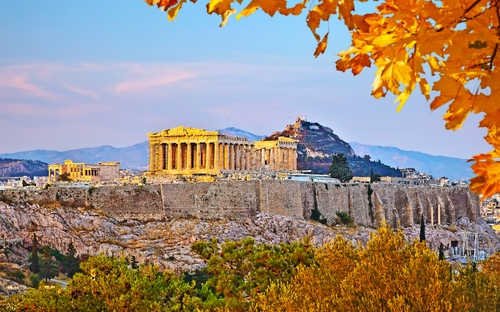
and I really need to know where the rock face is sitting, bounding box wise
[1,201,499,273]
[1,183,480,229]
[266,118,401,176]
[0,277,28,298]
[0,159,48,178]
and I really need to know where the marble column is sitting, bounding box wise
[207,142,213,170]
[187,142,192,169]
[160,143,166,170]
[235,144,241,170]
[214,141,220,171]
[276,147,281,170]
[196,143,201,169]
[231,144,236,170]
[177,142,182,170]
[285,148,290,170]
[224,143,229,170]
[167,143,173,170]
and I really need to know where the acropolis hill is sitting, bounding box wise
[0,121,498,274]
[1,182,499,272]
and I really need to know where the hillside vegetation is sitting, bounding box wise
[2,226,500,311]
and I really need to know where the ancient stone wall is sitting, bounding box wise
[0,182,480,227]
[161,181,258,219]
[90,185,163,221]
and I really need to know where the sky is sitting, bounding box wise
[0,1,492,159]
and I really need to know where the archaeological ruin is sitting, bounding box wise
[147,126,298,176]
[48,159,120,183]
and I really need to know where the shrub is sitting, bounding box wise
[29,274,40,288]
[336,211,352,225]
[5,269,26,285]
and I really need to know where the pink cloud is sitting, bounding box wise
[114,72,196,94]
[63,84,100,99]
[0,75,57,99]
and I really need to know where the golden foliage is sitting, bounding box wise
[252,226,458,311]
[144,0,500,196]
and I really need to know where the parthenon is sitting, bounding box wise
[147,126,297,176]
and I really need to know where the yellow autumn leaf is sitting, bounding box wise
[418,78,431,101]
[314,33,329,58]
[167,0,186,20]
[470,153,500,198]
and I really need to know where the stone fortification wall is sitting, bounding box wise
[90,185,163,221]
[0,182,479,227]
[161,181,258,219]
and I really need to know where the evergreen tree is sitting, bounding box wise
[369,168,381,183]
[420,214,426,242]
[29,233,39,274]
[130,255,139,270]
[438,243,445,260]
[329,153,353,182]
[63,241,80,278]
[39,246,59,282]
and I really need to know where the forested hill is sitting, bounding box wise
[0,158,48,177]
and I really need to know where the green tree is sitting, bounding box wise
[0,254,201,311]
[191,237,316,310]
[130,255,139,270]
[39,246,59,282]
[439,243,445,261]
[336,211,352,226]
[370,168,381,183]
[29,233,39,274]
[63,242,80,278]
[29,274,40,289]
[420,214,426,242]
[328,153,353,182]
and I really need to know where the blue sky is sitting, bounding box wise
[0,1,491,159]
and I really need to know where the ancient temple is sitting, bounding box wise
[147,126,297,176]
[48,159,120,183]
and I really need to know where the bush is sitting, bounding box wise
[29,274,40,288]
[5,269,25,285]
[336,211,352,225]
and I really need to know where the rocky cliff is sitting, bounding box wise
[1,201,498,275]
[266,118,401,176]
[0,159,48,178]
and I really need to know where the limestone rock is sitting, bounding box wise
[0,277,28,298]
[0,201,498,274]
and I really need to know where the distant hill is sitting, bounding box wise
[217,127,265,142]
[0,159,48,177]
[0,125,473,180]
[0,142,149,170]
[349,142,472,180]
[265,118,401,177]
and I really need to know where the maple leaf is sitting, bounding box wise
[470,152,500,198]
[314,33,329,58]
[145,0,179,11]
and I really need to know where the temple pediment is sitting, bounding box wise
[148,126,219,138]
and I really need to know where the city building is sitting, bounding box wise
[48,159,120,183]
[147,126,297,176]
